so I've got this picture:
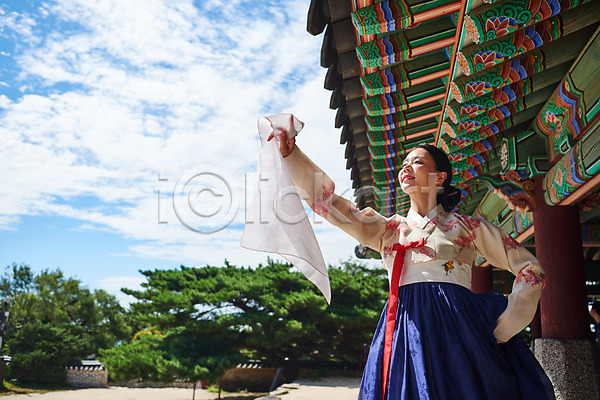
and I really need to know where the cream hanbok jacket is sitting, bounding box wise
[284,146,545,343]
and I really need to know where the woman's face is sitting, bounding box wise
[399,147,446,195]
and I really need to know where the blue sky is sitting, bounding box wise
[0,0,379,305]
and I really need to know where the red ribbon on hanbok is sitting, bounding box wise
[382,238,425,400]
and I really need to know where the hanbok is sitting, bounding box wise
[282,146,555,400]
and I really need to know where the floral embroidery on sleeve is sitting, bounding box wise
[503,235,522,250]
[310,183,334,218]
[385,219,400,232]
[456,214,481,231]
[322,184,334,200]
[310,199,332,218]
[515,268,546,288]
[441,219,457,232]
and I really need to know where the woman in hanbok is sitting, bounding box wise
[269,128,555,400]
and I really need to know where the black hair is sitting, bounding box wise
[593,301,600,313]
[415,143,461,212]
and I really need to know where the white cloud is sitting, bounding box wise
[99,275,145,292]
[98,275,146,306]
[1,0,383,274]
[0,7,38,44]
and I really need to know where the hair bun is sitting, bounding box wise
[437,185,461,212]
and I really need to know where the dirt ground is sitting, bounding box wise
[0,377,361,400]
[274,377,360,399]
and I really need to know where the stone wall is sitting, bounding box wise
[65,366,108,388]
[220,363,280,392]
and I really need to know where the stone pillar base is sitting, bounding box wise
[534,338,600,400]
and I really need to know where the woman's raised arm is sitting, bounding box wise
[269,132,387,252]
[469,216,545,342]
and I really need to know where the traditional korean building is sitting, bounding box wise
[306,0,600,397]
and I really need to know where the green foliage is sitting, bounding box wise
[101,322,244,383]
[1,259,388,385]
[120,259,387,373]
[1,263,131,384]
[99,330,170,382]
[160,321,244,382]
[326,261,389,358]
[6,321,86,383]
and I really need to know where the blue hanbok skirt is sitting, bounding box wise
[358,282,555,400]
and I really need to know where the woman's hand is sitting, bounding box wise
[268,130,296,158]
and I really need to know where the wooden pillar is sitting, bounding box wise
[471,265,493,294]
[533,176,589,339]
[531,305,542,341]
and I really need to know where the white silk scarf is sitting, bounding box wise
[241,114,331,304]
